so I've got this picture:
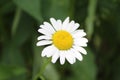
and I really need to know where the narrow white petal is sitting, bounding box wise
[74,41,87,47]
[50,18,60,30]
[46,46,57,57]
[62,17,69,30]
[71,48,83,61]
[51,50,59,63]
[73,46,87,55]
[72,30,86,38]
[39,24,54,35]
[36,40,52,46]
[38,29,51,36]
[39,25,44,28]
[60,51,66,65]
[43,22,55,34]
[70,23,80,32]
[74,42,87,47]
[41,46,49,57]
[75,38,88,43]
[57,20,62,30]
[65,51,75,64]
[65,20,74,32]
[68,49,76,63]
[63,17,69,24]
[37,35,51,40]
[74,38,88,47]
[41,45,57,57]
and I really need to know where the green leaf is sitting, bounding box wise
[42,0,71,19]
[13,0,43,22]
[1,42,24,65]
[12,12,35,46]
[0,64,26,80]
[1,41,26,80]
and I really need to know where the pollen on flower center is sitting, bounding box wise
[52,30,73,50]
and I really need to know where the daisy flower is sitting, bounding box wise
[36,17,88,65]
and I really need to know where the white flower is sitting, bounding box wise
[36,17,88,65]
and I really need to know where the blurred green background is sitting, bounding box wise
[0,0,120,80]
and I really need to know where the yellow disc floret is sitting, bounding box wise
[52,30,73,50]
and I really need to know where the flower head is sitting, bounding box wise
[36,17,88,65]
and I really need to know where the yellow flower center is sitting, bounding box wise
[52,30,73,50]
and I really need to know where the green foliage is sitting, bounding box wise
[13,0,43,22]
[0,0,120,80]
[71,48,97,80]
[0,65,26,80]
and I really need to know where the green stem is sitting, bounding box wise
[11,8,21,36]
[34,58,51,80]
[69,0,75,18]
[39,58,51,76]
[85,0,97,39]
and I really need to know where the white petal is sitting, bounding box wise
[75,38,88,43]
[74,42,87,47]
[51,50,59,63]
[62,17,69,30]
[74,38,88,47]
[71,48,83,61]
[39,25,51,34]
[50,18,60,30]
[65,50,75,64]
[70,23,80,32]
[43,22,55,34]
[41,45,57,57]
[73,46,87,55]
[38,29,51,36]
[37,35,51,40]
[36,40,52,46]
[63,17,69,24]
[68,49,76,63]
[65,20,74,32]
[72,30,86,38]
[59,51,66,65]
[57,20,62,30]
